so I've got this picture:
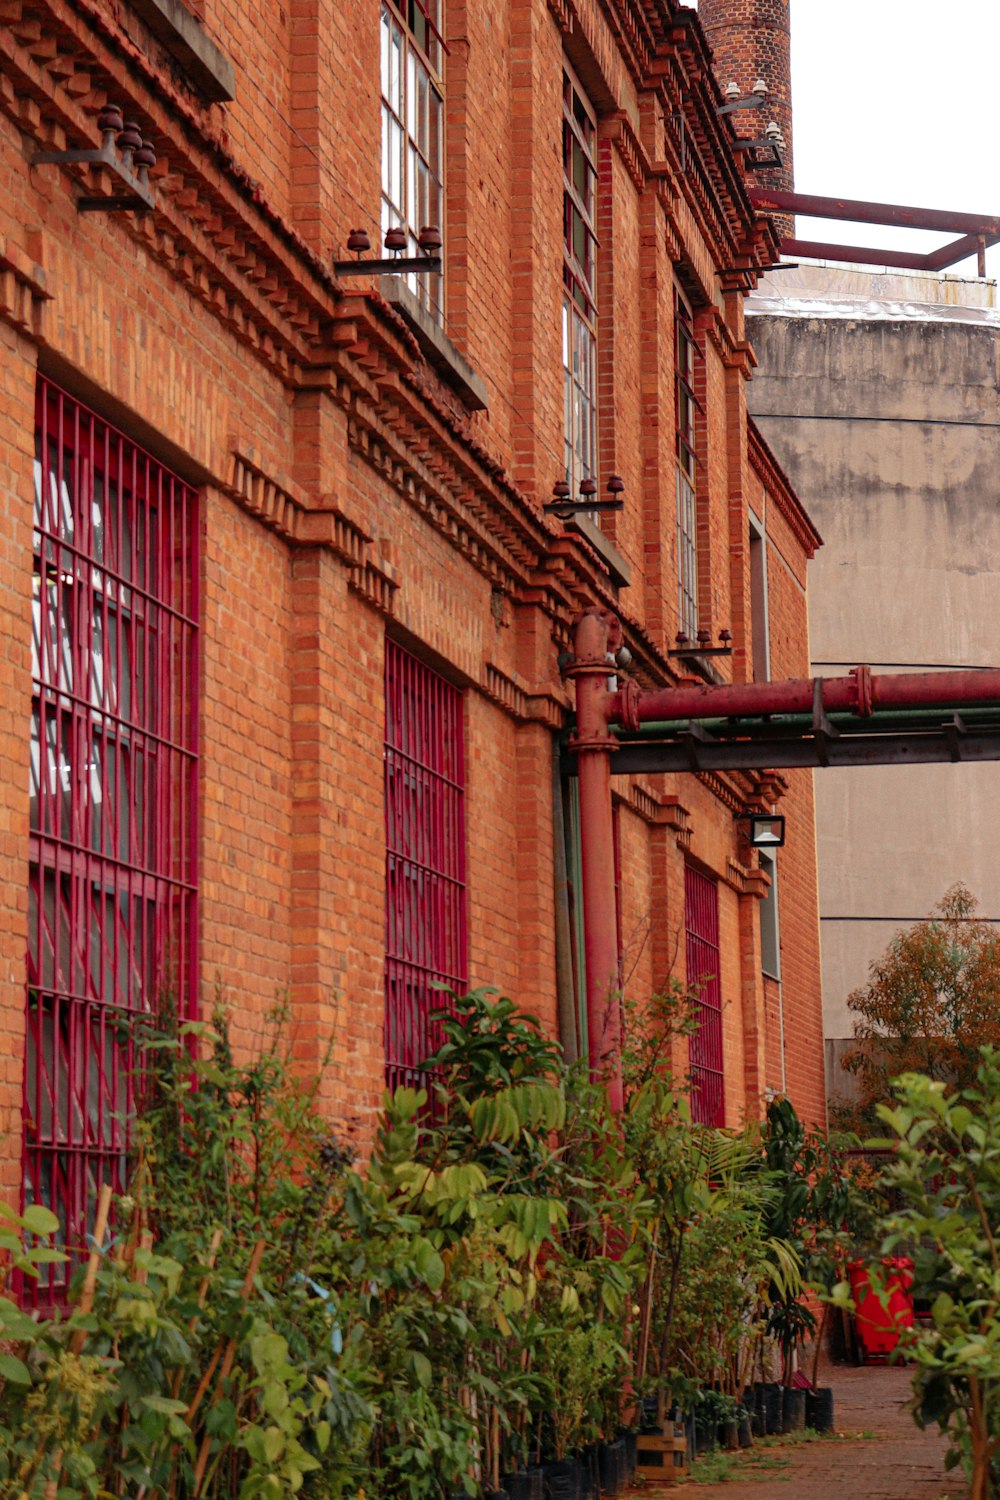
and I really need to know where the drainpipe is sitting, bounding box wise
[565,609,623,1111]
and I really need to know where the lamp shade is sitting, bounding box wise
[747,813,785,848]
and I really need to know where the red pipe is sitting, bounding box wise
[610,665,1000,730]
[569,611,623,1111]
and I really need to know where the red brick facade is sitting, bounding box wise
[0,0,825,1220]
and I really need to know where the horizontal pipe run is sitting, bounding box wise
[610,667,1000,730]
[612,705,1000,740]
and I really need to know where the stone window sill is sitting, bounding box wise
[129,0,235,102]
[566,515,632,590]
[379,278,488,413]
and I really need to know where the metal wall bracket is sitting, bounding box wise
[32,110,156,214]
[333,254,442,278]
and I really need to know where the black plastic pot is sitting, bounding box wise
[761,1386,785,1434]
[578,1445,597,1500]
[781,1387,806,1434]
[805,1386,835,1433]
[618,1430,637,1483]
[502,1473,532,1500]
[693,1412,717,1456]
[762,1381,783,1436]
[722,1419,739,1451]
[737,1409,753,1449]
[542,1457,581,1500]
[599,1438,625,1496]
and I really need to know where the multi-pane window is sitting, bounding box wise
[684,863,724,1127]
[562,66,598,499]
[25,380,198,1304]
[749,511,770,682]
[676,290,699,639]
[384,641,466,1093]
[380,0,444,319]
[758,850,781,981]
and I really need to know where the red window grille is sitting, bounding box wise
[24,379,198,1304]
[384,640,466,1094]
[612,801,624,987]
[684,863,724,1127]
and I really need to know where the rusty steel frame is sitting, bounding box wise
[748,188,1000,275]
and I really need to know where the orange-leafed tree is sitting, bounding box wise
[838,884,1000,1128]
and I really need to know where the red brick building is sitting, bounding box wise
[0,0,825,1278]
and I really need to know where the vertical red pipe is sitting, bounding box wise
[568,610,622,1110]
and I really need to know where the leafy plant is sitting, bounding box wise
[861,1049,1000,1500]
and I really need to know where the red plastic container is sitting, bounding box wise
[847,1257,915,1361]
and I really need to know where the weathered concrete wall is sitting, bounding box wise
[746,277,1000,1093]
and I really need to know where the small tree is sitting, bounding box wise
[871,1051,1000,1500]
[838,884,1000,1128]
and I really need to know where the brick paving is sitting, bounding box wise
[671,1365,958,1499]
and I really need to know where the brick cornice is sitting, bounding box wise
[0,236,52,337]
[748,418,823,560]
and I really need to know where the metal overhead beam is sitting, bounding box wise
[595,728,1000,776]
[748,188,1000,274]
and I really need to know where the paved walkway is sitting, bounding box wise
[670,1365,957,1499]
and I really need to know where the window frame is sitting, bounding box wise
[758,849,781,982]
[684,862,724,1127]
[24,379,198,1306]
[749,507,771,683]
[562,62,599,502]
[380,0,445,321]
[384,639,467,1094]
[675,287,700,640]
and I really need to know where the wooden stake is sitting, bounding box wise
[191,1239,265,1495]
[72,1181,113,1354]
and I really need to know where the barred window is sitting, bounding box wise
[384,641,466,1093]
[684,863,724,1127]
[25,379,198,1304]
[562,65,598,501]
[676,289,699,639]
[380,0,444,320]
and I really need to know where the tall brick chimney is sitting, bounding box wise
[698,0,793,230]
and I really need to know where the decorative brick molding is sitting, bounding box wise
[0,239,51,338]
[654,795,693,849]
[725,856,770,899]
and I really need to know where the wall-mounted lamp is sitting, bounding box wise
[741,813,786,849]
[544,475,625,520]
[333,226,443,278]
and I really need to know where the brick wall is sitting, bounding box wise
[0,0,824,1202]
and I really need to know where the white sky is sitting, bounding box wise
[693,0,1000,279]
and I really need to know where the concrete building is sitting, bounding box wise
[0,0,827,1297]
[746,265,1000,1094]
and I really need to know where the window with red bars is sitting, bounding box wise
[675,286,700,641]
[684,863,724,1127]
[384,640,466,1094]
[24,379,198,1305]
[612,800,624,987]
